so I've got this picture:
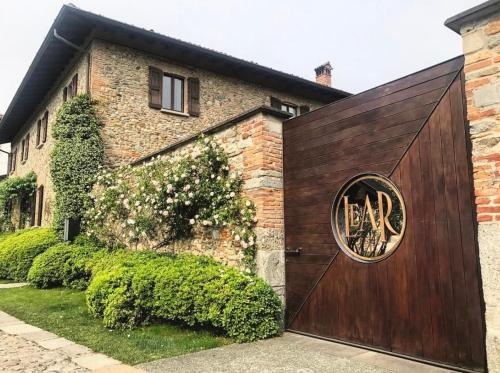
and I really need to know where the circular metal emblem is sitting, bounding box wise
[331,174,406,263]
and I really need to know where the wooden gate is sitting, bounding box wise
[283,56,486,371]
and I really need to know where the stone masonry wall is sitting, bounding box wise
[132,110,286,296]
[460,10,500,372]
[89,39,322,166]
[9,54,89,227]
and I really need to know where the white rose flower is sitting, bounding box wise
[230,192,235,198]
[245,201,251,207]
[185,201,191,206]
[195,179,200,184]
[167,197,173,204]
[127,219,135,225]
[189,218,195,225]
[188,192,194,198]
[234,234,241,241]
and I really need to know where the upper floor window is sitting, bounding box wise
[63,74,78,102]
[281,103,297,116]
[162,74,184,112]
[148,66,200,116]
[7,147,17,173]
[270,96,309,117]
[36,111,48,147]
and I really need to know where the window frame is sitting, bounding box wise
[36,119,42,147]
[281,102,298,117]
[162,73,185,113]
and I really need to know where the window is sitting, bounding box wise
[162,74,184,112]
[20,134,29,162]
[66,74,78,100]
[281,103,297,116]
[63,87,68,102]
[270,96,299,117]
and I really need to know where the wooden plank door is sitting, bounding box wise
[283,56,486,372]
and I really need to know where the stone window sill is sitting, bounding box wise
[36,143,44,150]
[160,109,189,117]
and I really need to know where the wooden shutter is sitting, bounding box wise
[25,134,30,160]
[36,186,44,226]
[72,74,78,97]
[30,194,36,227]
[270,96,282,109]
[12,148,16,171]
[36,120,41,146]
[21,140,25,161]
[299,105,310,114]
[7,153,12,173]
[149,66,163,109]
[188,77,200,116]
[42,112,48,143]
[63,87,68,102]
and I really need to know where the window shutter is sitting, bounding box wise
[149,66,163,109]
[37,185,44,226]
[63,87,68,102]
[270,96,282,109]
[7,153,12,173]
[25,134,30,160]
[42,112,48,143]
[12,148,16,171]
[299,105,310,114]
[36,120,41,146]
[72,74,78,97]
[21,140,25,161]
[188,77,200,117]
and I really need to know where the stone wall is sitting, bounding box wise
[9,54,89,227]
[132,109,287,296]
[89,39,322,166]
[451,5,500,372]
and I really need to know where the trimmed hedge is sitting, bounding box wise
[28,243,74,288]
[0,228,59,281]
[86,253,283,342]
[27,237,107,290]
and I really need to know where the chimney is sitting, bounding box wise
[315,62,332,87]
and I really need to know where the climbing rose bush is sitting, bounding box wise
[84,136,257,269]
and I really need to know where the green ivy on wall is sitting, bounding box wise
[84,136,257,270]
[50,94,104,235]
[0,172,37,232]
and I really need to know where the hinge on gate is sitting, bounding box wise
[285,247,301,256]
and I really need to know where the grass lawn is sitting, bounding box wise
[0,286,230,365]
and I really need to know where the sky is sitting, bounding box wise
[0,0,484,115]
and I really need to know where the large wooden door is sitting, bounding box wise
[283,56,486,371]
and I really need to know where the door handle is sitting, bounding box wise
[285,247,301,256]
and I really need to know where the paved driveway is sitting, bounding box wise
[139,332,456,373]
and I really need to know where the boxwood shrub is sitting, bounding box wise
[86,253,283,342]
[0,228,59,281]
[28,243,74,288]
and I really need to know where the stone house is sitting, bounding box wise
[0,5,348,294]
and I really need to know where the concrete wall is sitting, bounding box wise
[453,5,500,372]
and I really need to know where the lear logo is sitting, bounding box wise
[332,174,406,263]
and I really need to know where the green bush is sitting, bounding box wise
[62,244,106,290]
[86,254,283,342]
[28,243,74,288]
[0,228,59,281]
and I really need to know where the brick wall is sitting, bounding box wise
[454,5,500,372]
[89,39,322,166]
[126,109,287,295]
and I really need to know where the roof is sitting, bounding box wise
[445,0,500,33]
[0,4,350,143]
